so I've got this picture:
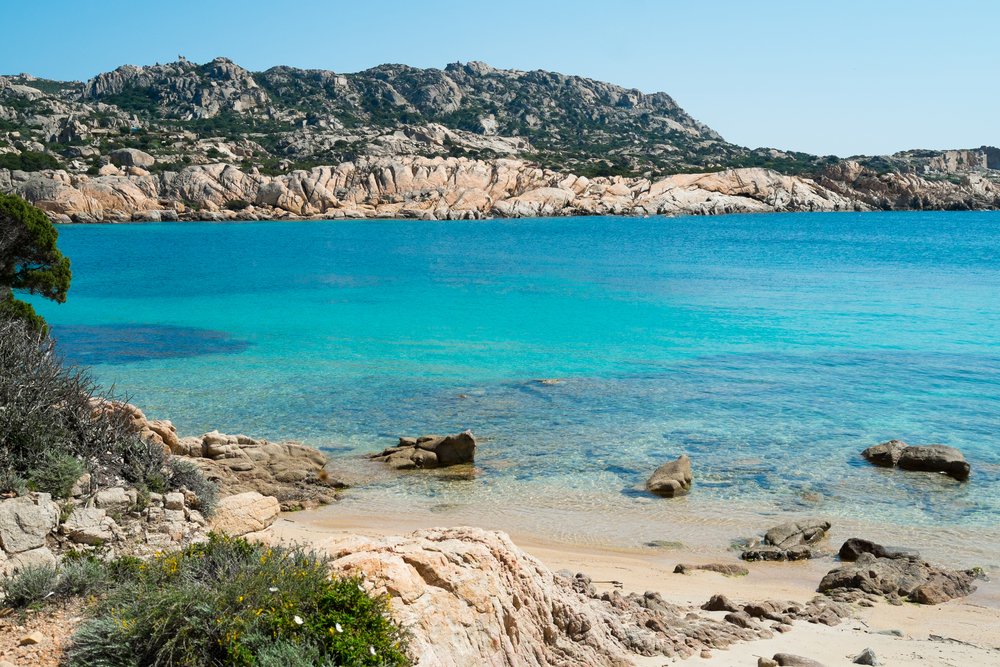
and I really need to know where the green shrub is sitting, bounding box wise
[0,469,28,496]
[0,150,61,172]
[65,534,409,667]
[56,558,108,598]
[0,317,131,482]
[28,451,85,498]
[2,563,59,608]
[0,317,212,499]
[167,458,218,516]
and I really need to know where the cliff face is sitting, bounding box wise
[3,156,996,223]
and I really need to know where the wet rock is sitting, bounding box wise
[764,520,831,549]
[645,454,693,498]
[739,519,830,561]
[839,537,919,562]
[819,552,978,604]
[370,431,476,469]
[674,563,748,576]
[741,544,817,562]
[861,440,970,480]
[645,539,684,549]
[898,445,970,480]
[861,440,907,467]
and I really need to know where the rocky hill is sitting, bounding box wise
[1,56,998,220]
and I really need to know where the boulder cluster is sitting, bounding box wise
[369,431,476,469]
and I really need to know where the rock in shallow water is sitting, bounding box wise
[369,431,476,469]
[764,520,831,549]
[645,454,693,497]
[739,519,831,561]
[861,440,970,480]
[897,445,970,480]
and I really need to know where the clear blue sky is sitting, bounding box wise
[5,0,997,157]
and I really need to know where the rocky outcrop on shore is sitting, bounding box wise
[1,158,868,223]
[325,526,799,666]
[104,401,342,509]
[4,156,998,224]
[819,551,981,605]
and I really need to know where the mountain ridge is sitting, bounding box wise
[1,56,998,220]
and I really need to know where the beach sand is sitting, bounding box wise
[266,503,1000,667]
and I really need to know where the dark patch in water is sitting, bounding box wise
[52,324,249,365]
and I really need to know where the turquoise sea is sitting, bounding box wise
[33,212,1000,550]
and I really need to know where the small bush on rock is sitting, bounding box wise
[28,451,85,498]
[65,534,409,666]
[167,457,218,516]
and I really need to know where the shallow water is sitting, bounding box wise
[33,212,1000,554]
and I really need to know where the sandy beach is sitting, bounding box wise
[265,502,1000,666]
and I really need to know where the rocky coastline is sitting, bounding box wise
[1,403,996,665]
[3,155,999,224]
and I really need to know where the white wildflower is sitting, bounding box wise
[268,587,278,592]
[335,622,343,633]
[369,646,377,656]
[294,615,303,625]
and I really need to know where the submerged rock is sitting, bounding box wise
[369,431,477,469]
[861,440,970,480]
[645,454,693,498]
